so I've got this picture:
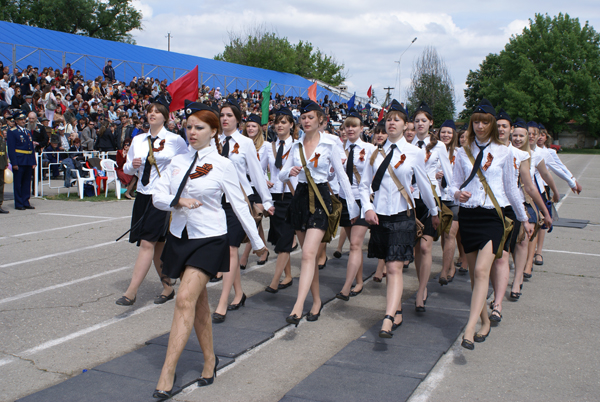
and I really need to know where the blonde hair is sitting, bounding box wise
[243,122,264,150]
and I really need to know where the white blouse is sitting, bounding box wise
[340,138,377,201]
[279,132,359,219]
[439,147,457,202]
[123,126,188,195]
[411,136,453,198]
[266,136,298,194]
[360,137,438,217]
[450,140,527,222]
[509,144,531,200]
[219,131,273,210]
[247,142,269,187]
[152,146,265,250]
[535,146,576,189]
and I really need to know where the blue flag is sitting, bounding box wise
[347,93,356,110]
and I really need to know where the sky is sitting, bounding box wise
[130,0,600,113]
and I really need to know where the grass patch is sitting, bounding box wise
[560,148,600,154]
[45,189,128,202]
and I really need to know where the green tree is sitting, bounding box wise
[0,0,142,44]
[215,26,347,86]
[459,53,501,120]
[406,46,456,125]
[461,13,600,137]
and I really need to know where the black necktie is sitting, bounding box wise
[371,144,396,192]
[412,140,425,185]
[141,136,156,186]
[275,140,285,169]
[417,140,425,149]
[346,144,356,185]
[222,136,231,158]
[170,152,199,207]
[460,142,491,189]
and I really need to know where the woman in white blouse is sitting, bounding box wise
[117,97,188,306]
[436,119,459,285]
[360,100,439,337]
[264,107,298,292]
[450,100,533,350]
[279,100,358,325]
[336,110,377,300]
[239,114,270,270]
[411,102,453,312]
[151,101,266,399]
[212,98,274,323]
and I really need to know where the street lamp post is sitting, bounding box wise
[395,37,417,100]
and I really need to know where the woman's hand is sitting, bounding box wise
[289,166,302,177]
[177,198,202,210]
[523,221,534,239]
[266,180,274,188]
[458,191,472,203]
[132,157,142,169]
[552,192,559,203]
[365,210,378,225]
[253,247,268,256]
[431,215,440,230]
[435,171,444,180]
[266,206,275,216]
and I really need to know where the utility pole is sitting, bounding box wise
[166,33,173,52]
[383,86,394,107]
[395,37,417,100]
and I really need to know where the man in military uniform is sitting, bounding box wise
[0,119,9,213]
[7,111,36,210]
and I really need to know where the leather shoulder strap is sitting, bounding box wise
[299,143,329,216]
[377,148,414,216]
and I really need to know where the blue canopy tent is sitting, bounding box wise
[0,20,347,102]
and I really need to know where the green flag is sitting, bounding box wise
[261,80,272,125]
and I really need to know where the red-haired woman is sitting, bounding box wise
[151,101,265,399]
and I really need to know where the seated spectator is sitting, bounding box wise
[81,120,96,150]
[63,137,85,187]
[43,137,62,179]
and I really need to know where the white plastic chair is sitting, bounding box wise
[100,159,121,200]
[67,165,97,199]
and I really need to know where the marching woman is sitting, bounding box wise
[371,122,389,283]
[450,100,533,350]
[212,98,274,323]
[336,109,377,299]
[239,113,270,270]
[436,120,459,285]
[527,124,582,268]
[488,113,551,322]
[507,118,553,300]
[151,101,266,399]
[359,100,439,337]
[264,107,298,292]
[410,102,453,311]
[117,96,188,306]
[279,100,358,325]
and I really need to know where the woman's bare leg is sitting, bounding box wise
[290,229,325,317]
[463,242,495,342]
[381,261,404,332]
[340,225,368,295]
[214,246,240,316]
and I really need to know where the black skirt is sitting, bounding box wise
[458,206,504,255]
[247,187,262,205]
[129,193,169,246]
[287,182,332,232]
[504,205,517,253]
[161,228,229,279]
[368,212,416,262]
[222,197,247,248]
[268,193,295,253]
[442,200,459,222]
[415,198,437,238]
[340,198,369,228]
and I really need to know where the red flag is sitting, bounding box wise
[377,107,385,122]
[166,66,199,112]
[367,85,372,98]
[308,82,317,102]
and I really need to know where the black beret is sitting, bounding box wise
[154,93,171,110]
[526,121,539,129]
[300,99,323,114]
[440,119,456,130]
[275,107,293,118]
[413,101,433,117]
[223,96,240,113]
[513,118,527,129]
[496,108,512,124]
[184,99,214,119]
[538,123,546,130]
[388,99,407,116]
[347,108,363,123]
[474,99,496,115]
[13,111,27,120]
[247,114,261,125]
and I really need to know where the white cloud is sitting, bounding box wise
[130,1,599,113]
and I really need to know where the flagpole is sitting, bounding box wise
[395,37,417,100]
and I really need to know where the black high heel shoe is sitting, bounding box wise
[227,293,246,311]
[392,310,403,331]
[197,356,219,387]
[306,303,323,322]
[438,276,448,286]
[212,312,226,323]
[286,314,301,327]
[335,292,350,301]
[474,328,491,343]
[461,337,475,350]
[318,257,328,270]
[257,251,270,266]
[378,315,394,338]
[415,300,426,313]
[153,374,177,400]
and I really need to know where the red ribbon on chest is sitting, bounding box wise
[190,163,213,179]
